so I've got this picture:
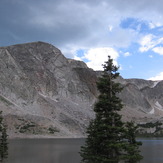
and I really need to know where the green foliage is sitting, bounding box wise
[0,111,8,161]
[19,123,36,133]
[122,122,143,163]
[136,121,163,137]
[48,127,59,134]
[80,56,143,163]
[137,121,162,128]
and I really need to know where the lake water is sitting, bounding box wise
[5,138,163,163]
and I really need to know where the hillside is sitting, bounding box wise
[0,42,163,138]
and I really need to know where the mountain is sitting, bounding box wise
[0,42,163,138]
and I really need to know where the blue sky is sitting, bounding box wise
[1,0,163,80]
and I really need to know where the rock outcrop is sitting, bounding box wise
[0,41,163,138]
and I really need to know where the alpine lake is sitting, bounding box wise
[4,138,163,163]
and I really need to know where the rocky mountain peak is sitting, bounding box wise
[0,42,163,138]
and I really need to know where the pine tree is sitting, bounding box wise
[0,111,8,162]
[80,56,143,163]
[123,122,143,163]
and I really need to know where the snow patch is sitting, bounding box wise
[149,108,155,114]
[151,81,160,88]
[154,101,163,111]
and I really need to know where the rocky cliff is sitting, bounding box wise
[0,42,163,138]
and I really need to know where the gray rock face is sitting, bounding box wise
[0,42,163,138]
[117,78,163,122]
[0,42,97,138]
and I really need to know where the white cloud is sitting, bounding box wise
[149,72,163,80]
[74,56,82,61]
[139,34,155,52]
[148,22,162,29]
[139,35,163,52]
[124,52,131,57]
[152,47,163,55]
[149,55,153,58]
[108,25,113,32]
[83,47,119,70]
[149,22,156,29]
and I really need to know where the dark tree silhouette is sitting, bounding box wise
[0,111,8,162]
[80,56,143,163]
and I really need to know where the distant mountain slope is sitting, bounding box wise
[0,42,163,138]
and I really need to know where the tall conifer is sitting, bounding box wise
[80,56,143,163]
[0,111,8,162]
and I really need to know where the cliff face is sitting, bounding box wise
[117,78,163,122]
[0,42,163,138]
[0,42,98,138]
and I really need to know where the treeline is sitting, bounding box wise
[137,121,163,137]
[0,111,8,162]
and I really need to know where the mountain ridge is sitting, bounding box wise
[0,41,163,138]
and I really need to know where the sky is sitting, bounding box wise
[1,0,163,80]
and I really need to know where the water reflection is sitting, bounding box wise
[139,138,163,163]
[6,138,163,163]
[8,139,84,163]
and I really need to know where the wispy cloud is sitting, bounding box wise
[152,47,163,55]
[123,52,132,57]
[149,72,163,80]
[139,34,163,53]
[139,34,156,52]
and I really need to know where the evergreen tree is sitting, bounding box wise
[80,56,143,163]
[123,122,143,163]
[0,111,8,162]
